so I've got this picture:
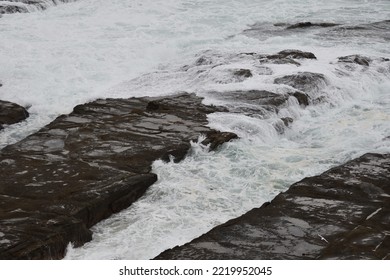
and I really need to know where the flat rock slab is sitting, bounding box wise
[155,153,390,260]
[0,93,235,259]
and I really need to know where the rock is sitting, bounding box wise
[260,56,301,66]
[155,153,390,260]
[0,0,74,14]
[286,22,340,29]
[325,20,390,42]
[338,55,371,66]
[146,100,160,111]
[289,91,309,106]
[233,69,252,78]
[243,21,340,41]
[0,100,29,129]
[245,20,389,44]
[207,90,291,116]
[281,117,293,126]
[268,50,317,60]
[195,55,214,66]
[260,50,317,66]
[201,132,238,151]
[242,50,316,67]
[274,72,327,93]
[0,93,236,259]
[0,4,28,14]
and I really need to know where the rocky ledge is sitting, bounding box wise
[0,93,236,259]
[155,153,390,260]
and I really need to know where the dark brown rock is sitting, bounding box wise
[155,153,390,260]
[0,93,236,259]
[338,55,371,66]
[260,56,301,66]
[207,90,291,116]
[0,100,29,129]
[243,21,339,41]
[233,69,252,78]
[274,72,327,93]
[268,50,317,60]
[201,132,238,151]
[289,91,309,106]
[286,22,340,29]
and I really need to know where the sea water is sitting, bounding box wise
[0,0,389,259]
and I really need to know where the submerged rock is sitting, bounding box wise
[233,69,253,79]
[0,93,236,259]
[325,20,390,42]
[243,21,340,41]
[257,50,316,66]
[0,100,29,129]
[244,20,389,44]
[201,132,238,151]
[338,55,371,66]
[207,90,290,116]
[286,22,340,29]
[155,153,390,260]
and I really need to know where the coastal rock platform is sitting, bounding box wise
[155,153,390,260]
[0,93,236,259]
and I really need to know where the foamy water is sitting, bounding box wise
[1,0,389,259]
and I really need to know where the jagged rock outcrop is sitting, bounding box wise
[0,100,29,130]
[155,153,390,260]
[0,93,236,259]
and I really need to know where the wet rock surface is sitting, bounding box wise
[161,48,387,134]
[155,153,390,260]
[274,72,327,94]
[266,49,317,60]
[0,93,236,259]
[0,100,29,130]
[207,89,308,118]
[338,55,371,66]
[285,22,340,29]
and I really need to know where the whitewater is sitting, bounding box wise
[0,0,389,259]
